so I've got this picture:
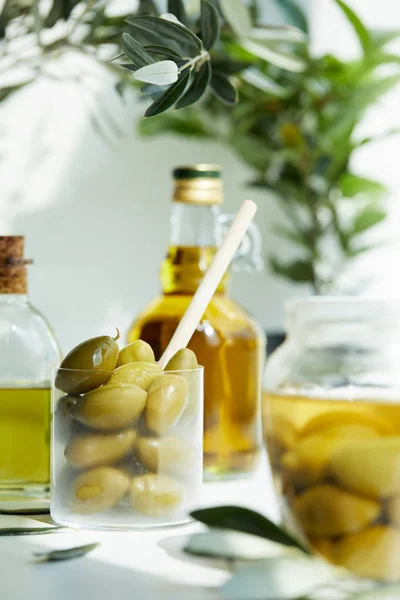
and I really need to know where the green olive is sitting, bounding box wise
[145,374,189,435]
[108,361,162,390]
[56,331,120,394]
[65,429,137,469]
[117,341,155,367]
[136,436,191,475]
[165,348,198,372]
[130,474,185,516]
[75,384,147,431]
[72,467,130,514]
[56,394,79,419]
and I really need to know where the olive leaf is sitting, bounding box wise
[185,530,289,562]
[176,61,211,109]
[143,45,183,60]
[251,25,306,44]
[167,0,187,26]
[34,543,99,563]
[219,0,252,38]
[200,0,220,51]
[133,61,179,85]
[161,13,181,24]
[272,0,309,33]
[126,16,203,58]
[241,39,306,72]
[241,69,288,97]
[335,0,371,54]
[210,71,238,105]
[191,507,309,553]
[121,32,155,68]
[0,516,67,536]
[221,556,338,600]
[145,69,191,117]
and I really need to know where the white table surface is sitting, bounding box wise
[0,455,279,600]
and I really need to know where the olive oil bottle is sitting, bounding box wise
[0,237,60,506]
[128,166,265,480]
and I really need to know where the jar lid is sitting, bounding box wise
[286,297,400,331]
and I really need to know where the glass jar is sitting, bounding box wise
[263,297,400,582]
[51,366,204,530]
[0,236,61,508]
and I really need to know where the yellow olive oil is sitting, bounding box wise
[129,245,265,479]
[264,392,400,581]
[0,387,50,497]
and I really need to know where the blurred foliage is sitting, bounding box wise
[137,0,400,293]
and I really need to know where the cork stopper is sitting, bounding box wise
[0,236,32,294]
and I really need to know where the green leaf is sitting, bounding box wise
[371,29,400,48]
[339,174,387,199]
[219,0,252,38]
[240,39,305,72]
[233,135,272,170]
[270,257,314,283]
[145,69,191,117]
[190,506,309,553]
[121,32,155,68]
[210,71,237,105]
[167,0,187,25]
[211,57,251,74]
[126,16,203,58]
[241,69,288,97]
[137,0,158,15]
[273,225,313,251]
[273,0,308,33]
[200,0,220,51]
[139,113,210,137]
[133,60,179,85]
[34,543,99,563]
[352,207,386,235]
[335,0,371,54]
[176,61,211,109]
[143,44,183,59]
[251,25,306,44]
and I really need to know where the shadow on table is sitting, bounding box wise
[158,534,234,575]
[0,538,221,600]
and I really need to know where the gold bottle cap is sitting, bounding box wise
[173,164,224,206]
[0,236,32,294]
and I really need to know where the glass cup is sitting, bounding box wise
[263,298,400,582]
[50,366,203,530]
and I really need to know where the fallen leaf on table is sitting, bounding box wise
[0,516,66,536]
[34,543,100,563]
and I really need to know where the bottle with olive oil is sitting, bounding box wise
[0,237,60,506]
[128,165,266,480]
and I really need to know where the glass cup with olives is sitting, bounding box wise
[50,333,204,530]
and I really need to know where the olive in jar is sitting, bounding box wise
[75,384,147,431]
[56,331,120,394]
[145,374,189,435]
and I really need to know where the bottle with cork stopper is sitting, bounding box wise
[0,236,60,508]
[128,165,265,480]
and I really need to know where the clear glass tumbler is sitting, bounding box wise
[51,366,203,530]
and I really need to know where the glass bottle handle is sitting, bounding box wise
[217,213,264,273]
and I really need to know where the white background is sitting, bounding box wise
[1,0,400,354]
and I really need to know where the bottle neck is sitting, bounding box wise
[161,203,228,295]
[0,294,28,305]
